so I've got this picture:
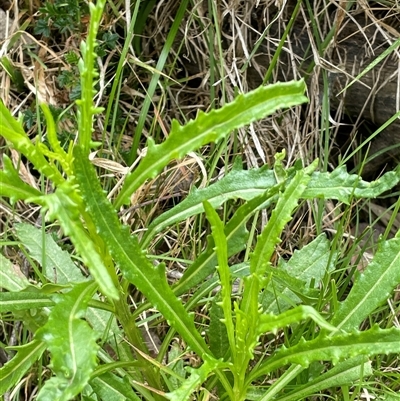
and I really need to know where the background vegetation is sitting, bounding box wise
[0,0,399,400]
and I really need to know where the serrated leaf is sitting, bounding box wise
[36,281,99,401]
[40,184,119,300]
[141,161,277,248]
[73,146,210,358]
[241,165,315,321]
[304,165,400,204]
[257,305,337,335]
[273,356,371,401]
[0,154,42,204]
[144,164,400,247]
[203,201,235,354]
[331,237,400,331]
[250,164,315,277]
[0,292,54,312]
[249,326,400,383]
[115,80,308,208]
[41,103,73,176]
[174,184,281,296]
[15,223,86,284]
[0,339,47,394]
[0,253,31,291]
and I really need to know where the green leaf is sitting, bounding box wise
[36,281,99,401]
[76,0,107,153]
[40,103,74,177]
[331,237,400,331]
[250,163,316,277]
[0,154,42,204]
[16,223,86,284]
[0,98,27,135]
[241,163,315,321]
[0,292,54,312]
[273,356,371,401]
[257,305,337,335]
[144,164,400,247]
[115,80,308,208]
[0,253,31,291]
[262,234,335,314]
[0,102,64,185]
[203,201,236,355]
[166,342,187,391]
[165,357,227,401]
[73,146,210,358]
[208,295,230,360]
[90,372,141,401]
[248,326,400,383]
[86,298,132,362]
[40,183,119,300]
[174,184,281,297]
[141,160,277,248]
[304,166,400,204]
[0,339,47,395]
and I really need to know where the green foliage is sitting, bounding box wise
[1,1,400,400]
[34,0,89,38]
[35,282,99,400]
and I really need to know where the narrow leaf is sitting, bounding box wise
[338,36,400,95]
[248,326,400,383]
[0,339,47,394]
[274,356,371,401]
[241,164,315,322]
[257,305,337,335]
[73,146,210,358]
[115,80,308,208]
[0,123,64,185]
[0,292,54,312]
[41,103,73,176]
[203,201,235,357]
[250,164,315,276]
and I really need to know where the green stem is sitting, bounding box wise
[113,295,164,400]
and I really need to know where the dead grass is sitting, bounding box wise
[0,0,399,281]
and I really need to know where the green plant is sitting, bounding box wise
[34,0,89,38]
[1,1,400,400]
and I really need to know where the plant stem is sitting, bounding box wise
[113,295,164,400]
